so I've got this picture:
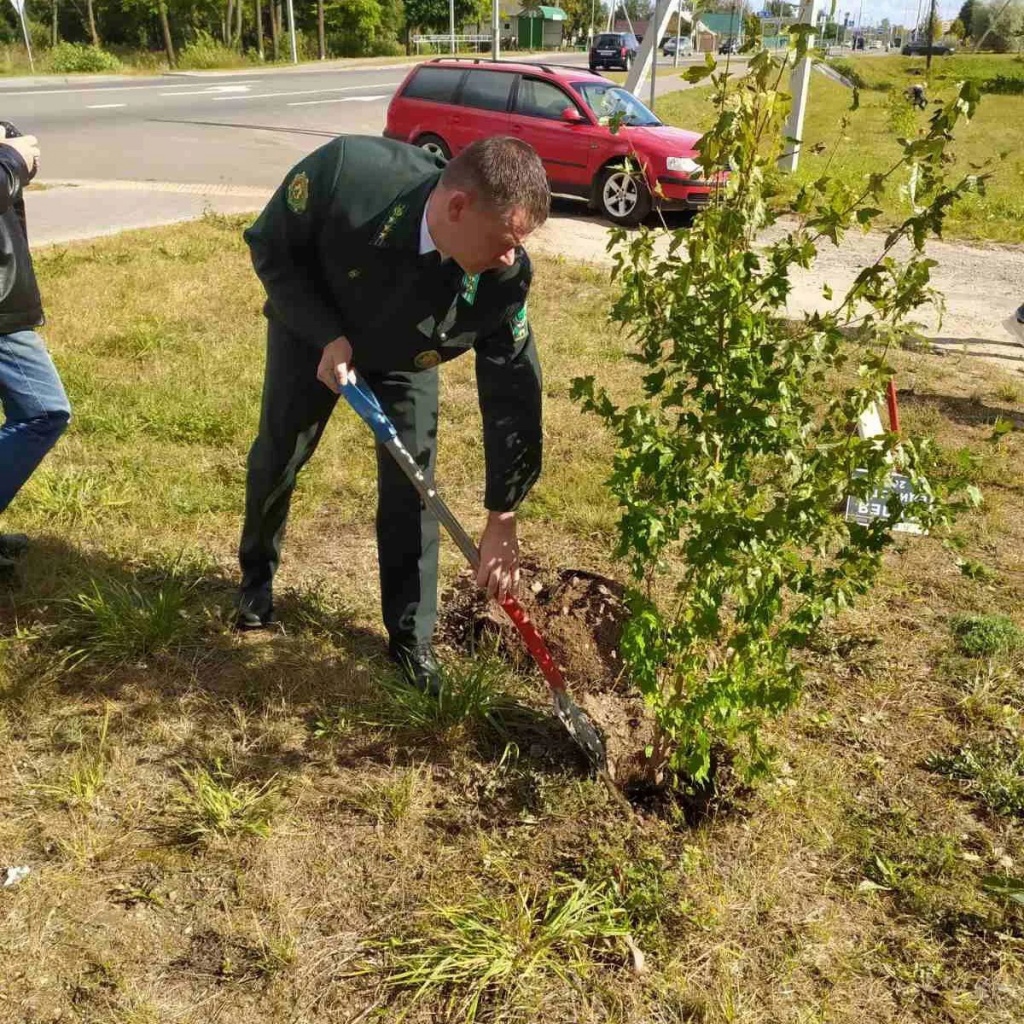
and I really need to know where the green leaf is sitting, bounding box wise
[982,875,1024,906]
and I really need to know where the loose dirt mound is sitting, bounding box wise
[439,560,631,694]
[439,562,654,786]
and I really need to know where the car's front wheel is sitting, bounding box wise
[414,133,451,160]
[597,165,651,226]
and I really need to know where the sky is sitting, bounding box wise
[821,0,962,29]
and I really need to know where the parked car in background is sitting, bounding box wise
[718,38,739,54]
[589,31,640,71]
[385,58,715,226]
[901,41,955,55]
[662,36,693,57]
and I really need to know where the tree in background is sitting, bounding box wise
[971,0,1024,51]
[949,16,966,39]
[957,0,976,38]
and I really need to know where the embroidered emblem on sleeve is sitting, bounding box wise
[510,303,529,344]
[286,171,309,214]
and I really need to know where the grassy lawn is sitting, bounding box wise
[656,54,1024,244]
[1,214,1024,1020]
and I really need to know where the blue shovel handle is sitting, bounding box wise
[339,375,397,444]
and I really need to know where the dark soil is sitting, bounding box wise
[438,560,631,694]
[439,562,724,821]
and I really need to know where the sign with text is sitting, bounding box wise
[844,470,926,535]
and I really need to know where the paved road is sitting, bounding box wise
[1,56,709,189]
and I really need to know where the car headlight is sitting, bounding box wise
[666,156,700,174]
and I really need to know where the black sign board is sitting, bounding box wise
[844,471,925,534]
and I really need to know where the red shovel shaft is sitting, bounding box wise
[500,595,567,694]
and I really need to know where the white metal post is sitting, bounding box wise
[493,0,501,59]
[674,0,682,67]
[624,0,674,97]
[286,0,298,63]
[18,8,34,71]
[450,0,456,53]
[780,0,817,172]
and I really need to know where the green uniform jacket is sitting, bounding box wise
[244,135,542,514]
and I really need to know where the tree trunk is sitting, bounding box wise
[270,0,280,59]
[317,0,325,59]
[235,0,243,48]
[159,0,176,65]
[52,0,58,46]
[86,0,100,45]
[255,0,264,58]
[225,0,234,45]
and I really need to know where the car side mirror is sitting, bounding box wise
[561,107,584,124]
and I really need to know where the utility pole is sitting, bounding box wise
[493,0,501,59]
[285,0,298,62]
[450,0,456,53]
[780,0,817,172]
[925,0,936,69]
[674,0,683,67]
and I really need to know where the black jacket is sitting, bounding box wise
[245,137,543,513]
[0,144,43,333]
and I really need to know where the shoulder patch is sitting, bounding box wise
[286,171,309,214]
[511,303,529,344]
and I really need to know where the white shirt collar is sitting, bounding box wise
[419,195,448,260]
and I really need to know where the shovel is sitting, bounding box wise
[339,373,610,774]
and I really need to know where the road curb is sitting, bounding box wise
[36,178,272,198]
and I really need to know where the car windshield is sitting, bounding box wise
[574,82,661,127]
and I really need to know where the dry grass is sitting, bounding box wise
[0,213,1022,1021]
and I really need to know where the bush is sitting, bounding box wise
[573,47,983,783]
[951,614,1024,657]
[46,42,122,74]
[177,31,251,71]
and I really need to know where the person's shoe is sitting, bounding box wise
[233,587,275,631]
[389,640,442,697]
[1007,304,1024,347]
[0,533,29,559]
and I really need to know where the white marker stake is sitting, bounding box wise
[7,0,34,72]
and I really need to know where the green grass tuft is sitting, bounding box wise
[173,760,281,843]
[951,614,1024,657]
[62,577,197,667]
[371,878,631,1022]
[927,737,1024,818]
[362,657,525,738]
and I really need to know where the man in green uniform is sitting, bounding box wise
[236,135,550,692]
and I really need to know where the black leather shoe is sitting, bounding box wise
[389,640,442,697]
[0,533,29,559]
[233,587,275,631]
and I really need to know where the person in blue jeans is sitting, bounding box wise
[0,124,70,571]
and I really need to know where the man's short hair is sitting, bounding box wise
[441,137,550,231]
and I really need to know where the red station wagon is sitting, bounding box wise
[384,57,713,226]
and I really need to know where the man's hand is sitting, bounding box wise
[477,511,519,602]
[2,135,39,176]
[316,335,354,393]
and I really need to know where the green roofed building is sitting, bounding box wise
[517,5,567,49]
[694,11,744,51]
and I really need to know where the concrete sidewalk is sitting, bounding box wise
[26,180,270,246]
